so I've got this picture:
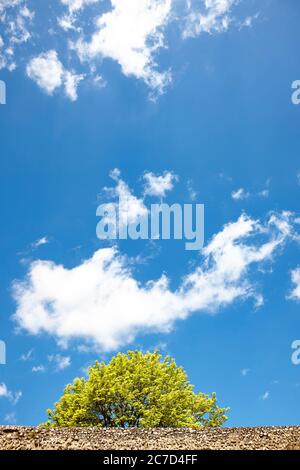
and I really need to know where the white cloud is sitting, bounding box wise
[261,391,269,401]
[232,180,270,201]
[26,50,84,101]
[64,70,84,101]
[0,0,33,70]
[58,0,101,32]
[0,0,258,97]
[289,268,300,302]
[8,4,33,44]
[13,210,294,352]
[61,0,100,13]
[32,236,49,248]
[19,5,33,20]
[183,0,238,38]
[48,354,71,371]
[0,0,22,14]
[231,187,250,201]
[73,0,172,95]
[32,365,46,373]
[143,171,178,198]
[26,50,64,94]
[0,383,22,405]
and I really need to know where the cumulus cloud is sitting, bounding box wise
[26,50,84,101]
[0,383,22,405]
[0,1,258,97]
[26,50,64,94]
[72,0,172,95]
[143,171,178,198]
[13,210,294,351]
[289,268,300,301]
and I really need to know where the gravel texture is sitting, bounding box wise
[0,426,300,450]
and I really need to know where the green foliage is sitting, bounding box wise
[46,351,228,428]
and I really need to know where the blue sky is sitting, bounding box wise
[0,0,300,427]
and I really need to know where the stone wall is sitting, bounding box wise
[0,426,300,450]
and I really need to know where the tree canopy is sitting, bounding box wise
[46,351,228,428]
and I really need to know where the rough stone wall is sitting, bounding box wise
[0,426,300,450]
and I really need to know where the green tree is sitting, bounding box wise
[46,351,228,428]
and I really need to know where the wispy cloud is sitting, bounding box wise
[187,179,198,202]
[288,267,300,302]
[239,12,260,29]
[257,179,271,199]
[183,0,238,38]
[0,383,22,405]
[32,365,46,373]
[48,354,71,371]
[32,236,49,249]
[231,187,250,201]
[0,0,34,71]
[58,0,101,31]
[261,391,269,401]
[4,412,17,424]
[232,180,271,201]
